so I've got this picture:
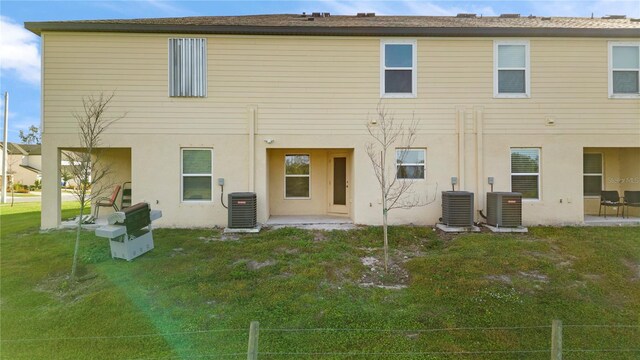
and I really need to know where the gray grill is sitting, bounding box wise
[441,191,474,227]
[487,192,522,227]
[228,192,257,228]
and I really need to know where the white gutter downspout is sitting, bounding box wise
[475,108,484,215]
[457,108,465,190]
[248,107,256,192]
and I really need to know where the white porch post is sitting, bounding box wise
[41,143,61,229]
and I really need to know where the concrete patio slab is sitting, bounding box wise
[265,215,356,230]
[583,215,640,226]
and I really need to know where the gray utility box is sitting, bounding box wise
[486,192,522,227]
[441,191,475,227]
[95,202,162,261]
[228,192,257,228]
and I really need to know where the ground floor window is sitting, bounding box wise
[511,148,540,199]
[396,148,426,179]
[285,154,310,198]
[181,148,212,201]
[583,153,603,196]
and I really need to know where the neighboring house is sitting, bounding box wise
[25,13,640,228]
[0,143,41,187]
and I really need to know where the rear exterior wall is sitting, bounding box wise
[40,32,640,228]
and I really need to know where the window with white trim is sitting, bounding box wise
[511,148,540,199]
[583,153,603,197]
[285,154,310,199]
[396,148,426,179]
[181,148,212,201]
[381,40,417,97]
[609,42,640,97]
[169,38,207,97]
[494,41,530,97]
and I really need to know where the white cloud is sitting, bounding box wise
[0,16,41,85]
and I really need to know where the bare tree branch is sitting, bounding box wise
[67,92,124,279]
[365,103,436,272]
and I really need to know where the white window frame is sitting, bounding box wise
[583,152,603,198]
[395,148,426,180]
[494,40,531,98]
[168,38,208,98]
[380,39,418,98]
[284,154,311,200]
[510,147,540,201]
[608,41,640,99]
[181,148,213,203]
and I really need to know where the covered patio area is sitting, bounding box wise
[583,147,640,222]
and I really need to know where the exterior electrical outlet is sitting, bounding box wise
[228,192,257,228]
[441,191,474,227]
[487,192,523,227]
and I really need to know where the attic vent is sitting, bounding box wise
[367,13,376,17]
[631,18,640,22]
[603,15,626,19]
[357,12,367,17]
[311,12,330,17]
[456,13,477,18]
[541,17,552,20]
[499,13,521,18]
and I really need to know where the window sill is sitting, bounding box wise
[381,93,417,99]
[494,93,530,99]
[284,197,311,200]
[608,94,640,99]
[181,200,214,204]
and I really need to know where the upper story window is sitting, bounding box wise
[169,38,207,97]
[396,148,426,180]
[381,40,417,98]
[494,41,530,98]
[609,42,640,98]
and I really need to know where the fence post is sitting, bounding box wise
[247,321,259,360]
[551,319,562,360]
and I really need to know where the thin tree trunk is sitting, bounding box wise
[71,200,84,279]
[383,209,389,272]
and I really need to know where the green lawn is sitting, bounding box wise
[1,203,638,359]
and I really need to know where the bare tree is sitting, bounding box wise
[366,104,435,272]
[66,92,123,279]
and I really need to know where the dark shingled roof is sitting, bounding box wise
[25,14,640,37]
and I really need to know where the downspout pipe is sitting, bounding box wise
[248,107,256,192]
[475,108,484,217]
[457,108,465,191]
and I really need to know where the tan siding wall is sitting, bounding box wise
[43,33,640,139]
[40,32,640,228]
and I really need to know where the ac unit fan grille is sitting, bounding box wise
[442,191,474,227]
[228,192,257,228]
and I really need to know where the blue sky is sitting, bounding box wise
[1,0,639,142]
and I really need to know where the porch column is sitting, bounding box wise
[41,143,61,229]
